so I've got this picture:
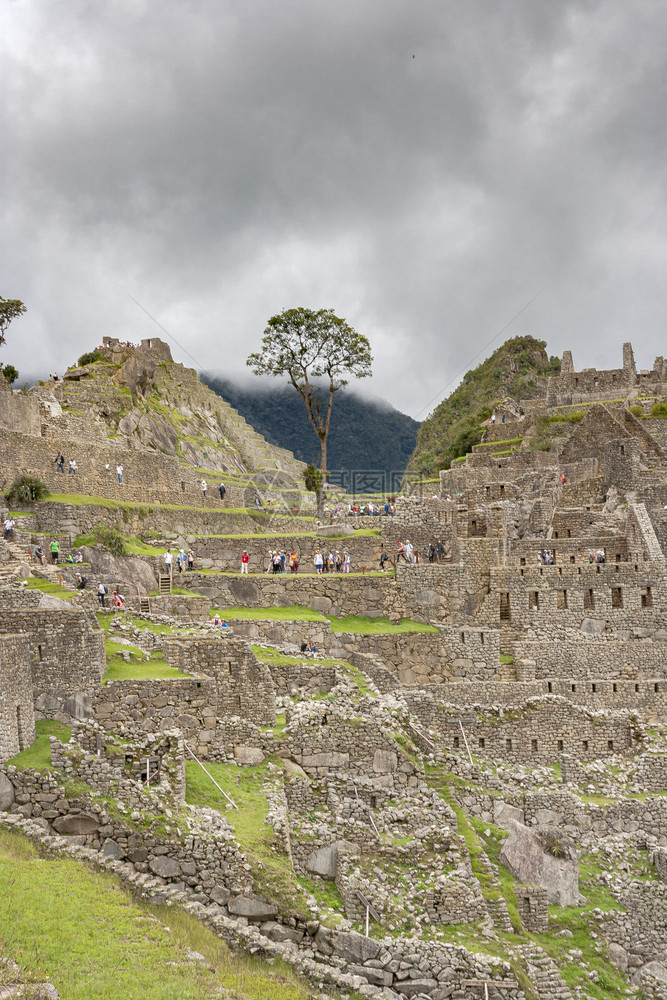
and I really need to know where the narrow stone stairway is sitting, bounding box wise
[519,943,575,1000]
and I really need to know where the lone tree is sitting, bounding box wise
[0,297,26,348]
[247,307,373,516]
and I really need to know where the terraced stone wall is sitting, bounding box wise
[406,694,635,764]
[163,637,276,728]
[0,608,104,708]
[330,626,501,685]
[514,638,667,680]
[0,634,35,764]
[187,572,394,618]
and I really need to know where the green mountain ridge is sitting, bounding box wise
[202,374,420,494]
[406,335,561,475]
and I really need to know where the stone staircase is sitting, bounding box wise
[519,943,575,1000]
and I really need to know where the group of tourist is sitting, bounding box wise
[538,549,555,565]
[262,550,300,574]
[396,539,418,564]
[426,540,448,563]
[345,501,396,517]
[313,550,352,574]
[164,549,195,573]
[588,549,606,564]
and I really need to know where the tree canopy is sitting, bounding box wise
[246,307,372,513]
[0,297,27,348]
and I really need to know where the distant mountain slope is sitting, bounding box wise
[202,375,420,494]
[406,336,561,475]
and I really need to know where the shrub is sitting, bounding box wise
[650,401,667,418]
[74,522,126,556]
[2,364,19,385]
[5,474,50,506]
[629,405,643,417]
[77,349,104,367]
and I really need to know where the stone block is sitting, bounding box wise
[332,930,381,964]
[228,895,278,921]
[305,844,338,880]
[148,855,182,878]
[373,750,398,773]
[233,746,265,765]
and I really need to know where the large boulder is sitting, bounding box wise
[332,930,380,964]
[52,812,99,835]
[79,548,156,594]
[499,821,578,906]
[0,773,15,811]
[63,693,93,721]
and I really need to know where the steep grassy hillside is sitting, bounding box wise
[202,376,419,492]
[406,336,561,475]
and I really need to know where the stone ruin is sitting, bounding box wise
[1,338,667,999]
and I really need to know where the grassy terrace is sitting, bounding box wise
[0,827,352,1000]
[24,578,78,601]
[214,605,438,633]
[42,495,316,522]
[7,720,72,770]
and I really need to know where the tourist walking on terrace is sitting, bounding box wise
[97,582,107,607]
[396,539,408,564]
[164,549,173,574]
[55,452,65,474]
[289,549,299,574]
[116,464,123,484]
[379,547,389,571]
[49,538,60,564]
[176,548,186,573]
[218,483,226,500]
[343,551,351,573]
[201,479,207,499]
[241,550,249,574]
[68,458,77,475]
[187,549,194,571]
[314,550,323,574]
[3,517,15,540]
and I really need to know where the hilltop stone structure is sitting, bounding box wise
[1,338,667,1000]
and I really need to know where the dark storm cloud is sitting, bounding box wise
[2,0,666,415]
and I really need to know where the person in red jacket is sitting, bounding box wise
[241,550,250,574]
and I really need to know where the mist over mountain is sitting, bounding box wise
[202,374,420,495]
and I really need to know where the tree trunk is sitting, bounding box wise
[317,434,327,520]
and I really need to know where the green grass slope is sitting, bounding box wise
[407,335,561,475]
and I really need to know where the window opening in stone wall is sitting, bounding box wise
[547,682,552,692]
[641,587,652,608]
[620,445,624,455]
[570,555,575,564]
[557,739,564,751]
[635,683,640,692]
[554,531,559,539]
[582,740,588,750]
[607,740,614,751]
[479,738,485,749]
[453,736,460,748]
[506,738,512,750]
[499,593,511,621]
[611,587,622,608]
[520,557,526,566]
[655,683,659,693]
[233,695,241,711]
[616,553,622,562]
[613,683,617,692]
[529,591,539,610]
[480,632,484,645]
[584,589,594,610]
[531,739,538,752]
[592,683,597,692]
[37,644,42,660]
[460,632,465,643]
[557,590,568,609]
[571,683,576,691]
[140,756,161,785]
[499,484,505,494]
[567,529,571,538]
[370,795,378,809]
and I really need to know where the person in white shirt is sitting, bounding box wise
[116,464,123,484]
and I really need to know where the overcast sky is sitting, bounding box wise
[2,0,666,418]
